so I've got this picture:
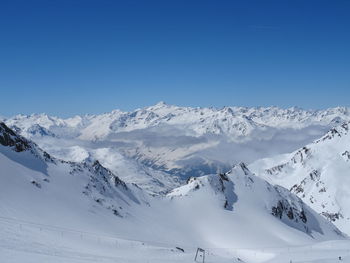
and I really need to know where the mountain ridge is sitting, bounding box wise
[249,121,350,235]
[5,104,350,140]
[4,103,350,191]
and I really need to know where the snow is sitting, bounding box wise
[2,216,350,263]
[5,103,345,187]
[0,132,345,262]
[7,103,350,139]
[3,104,350,262]
[249,122,350,235]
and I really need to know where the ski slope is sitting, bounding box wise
[1,216,350,263]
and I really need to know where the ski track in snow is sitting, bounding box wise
[1,218,350,263]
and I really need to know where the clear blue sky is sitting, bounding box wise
[1,0,349,117]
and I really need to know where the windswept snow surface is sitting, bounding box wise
[0,122,347,262]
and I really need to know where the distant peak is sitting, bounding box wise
[230,162,251,176]
[154,101,167,107]
[287,106,303,111]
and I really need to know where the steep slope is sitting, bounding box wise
[168,163,342,247]
[249,122,350,235]
[0,122,148,225]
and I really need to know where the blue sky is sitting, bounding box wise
[0,0,349,117]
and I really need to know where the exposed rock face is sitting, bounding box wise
[0,122,30,152]
[271,198,307,224]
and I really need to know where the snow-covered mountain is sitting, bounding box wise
[0,122,149,222]
[7,103,350,139]
[7,103,350,138]
[168,163,343,242]
[0,122,345,262]
[5,103,350,190]
[250,122,350,235]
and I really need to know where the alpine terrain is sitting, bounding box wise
[2,104,350,262]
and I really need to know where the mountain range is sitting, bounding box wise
[2,103,350,262]
[4,103,350,190]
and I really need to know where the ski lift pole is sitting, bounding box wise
[194,247,205,263]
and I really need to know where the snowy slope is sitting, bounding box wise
[0,122,149,223]
[0,122,346,262]
[168,163,342,245]
[31,140,181,194]
[249,122,350,235]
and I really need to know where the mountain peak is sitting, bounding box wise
[230,162,252,176]
[154,101,168,107]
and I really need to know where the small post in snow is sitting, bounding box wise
[194,247,205,263]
